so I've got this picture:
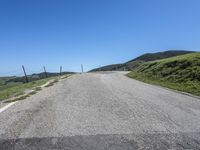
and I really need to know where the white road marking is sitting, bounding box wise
[0,101,17,113]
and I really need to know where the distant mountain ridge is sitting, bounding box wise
[90,50,196,72]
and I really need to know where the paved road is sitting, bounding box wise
[0,72,200,150]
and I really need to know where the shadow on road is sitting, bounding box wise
[1,132,200,150]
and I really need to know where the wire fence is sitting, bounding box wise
[0,66,70,84]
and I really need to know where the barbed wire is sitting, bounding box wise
[25,68,44,74]
[0,66,65,77]
[0,67,43,77]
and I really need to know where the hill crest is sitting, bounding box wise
[90,50,196,72]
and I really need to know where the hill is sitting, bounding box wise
[90,50,195,72]
[128,52,200,96]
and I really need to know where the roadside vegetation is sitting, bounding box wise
[128,53,200,96]
[90,50,195,72]
[0,75,70,101]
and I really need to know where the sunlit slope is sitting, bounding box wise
[128,52,200,96]
[90,50,195,72]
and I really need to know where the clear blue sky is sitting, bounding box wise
[0,0,200,75]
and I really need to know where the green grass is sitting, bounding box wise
[44,79,59,87]
[128,52,200,96]
[0,76,59,101]
[4,94,31,103]
[90,50,194,72]
[34,87,42,91]
[0,77,17,88]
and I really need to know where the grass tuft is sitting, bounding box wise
[44,79,59,87]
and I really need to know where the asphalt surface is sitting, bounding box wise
[0,72,200,150]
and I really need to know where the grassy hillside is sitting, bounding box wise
[0,71,74,101]
[0,75,69,101]
[0,78,49,101]
[90,64,122,72]
[0,77,15,86]
[128,53,200,96]
[90,50,195,72]
[128,50,195,62]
